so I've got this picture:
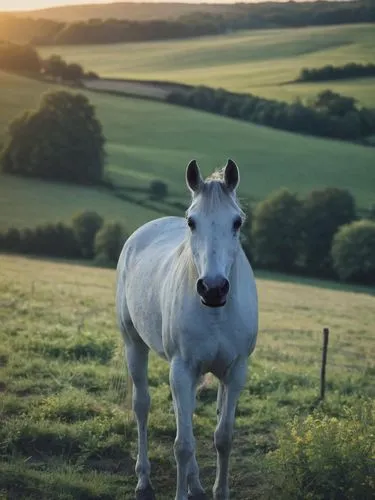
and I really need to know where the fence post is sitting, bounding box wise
[320,327,330,401]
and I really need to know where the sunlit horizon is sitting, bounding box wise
[1,0,255,12]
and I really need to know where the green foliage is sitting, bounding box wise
[19,223,81,258]
[71,210,103,258]
[0,41,41,74]
[302,188,357,276]
[168,85,375,142]
[149,180,168,201]
[240,200,254,263]
[1,90,105,185]
[0,227,21,252]
[42,54,98,81]
[331,219,375,284]
[298,62,375,83]
[266,402,375,500]
[252,189,302,272]
[94,221,127,265]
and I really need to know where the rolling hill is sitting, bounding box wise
[0,70,374,233]
[39,23,375,107]
[14,2,235,22]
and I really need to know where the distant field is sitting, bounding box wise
[0,175,162,233]
[19,2,233,22]
[40,24,375,107]
[0,70,374,233]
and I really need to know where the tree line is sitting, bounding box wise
[0,211,127,267]
[167,86,375,143]
[241,187,375,285]
[0,41,98,81]
[297,63,375,82]
[1,190,374,285]
[0,1,374,46]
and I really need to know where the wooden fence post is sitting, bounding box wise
[320,327,330,401]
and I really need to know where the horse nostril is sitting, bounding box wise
[220,279,230,297]
[197,278,208,295]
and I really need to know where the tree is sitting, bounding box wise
[94,222,127,265]
[71,211,103,258]
[0,42,41,74]
[331,220,375,284]
[301,188,356,276]
[311,90,357,117]
[240,200,254,263]
[252,189,302,271]
[1,90,106,185]
[149,180,168,201]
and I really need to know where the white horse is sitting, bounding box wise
[116,159,258,500]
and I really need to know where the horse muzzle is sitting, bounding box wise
[196,277,230,308]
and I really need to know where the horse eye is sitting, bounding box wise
[187,217,196,230]
[233,217,242,231]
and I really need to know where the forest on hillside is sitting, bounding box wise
[0,1,374,45]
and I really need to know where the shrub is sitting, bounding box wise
[0,227,21,252]
[301,188,356,276]
[71,210,103,258]
[240,199,254,263]
[149,180,168,201]
[1,90,106,185]
[252,189,302,271]
[265,402,375,500]
[19,223,80,258]
[94,222,127,265]
[331,220,375,284]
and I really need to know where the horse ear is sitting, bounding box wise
[186,159,203,193]
[224,159,239,192]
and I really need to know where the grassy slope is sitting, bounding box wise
[17,2,232,22]
[0,254,373,499]
[40,23,375,107]
[0,70,374,233]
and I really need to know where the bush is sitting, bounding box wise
[19,223,80,258]
[331,220,375,284]
[240,200,254,263]
[149,180,168,201]
[94,222,127,265]
[302,188,356,276]
[1,90,106,185]
[266,402,375,500]
[0,41,41,74]
[252,189,302,272]
[71,210,103,258]
[0,228,21,252]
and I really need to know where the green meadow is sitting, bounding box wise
[0,70,374,233]
[39,24,375,107]
[0,254,374,499]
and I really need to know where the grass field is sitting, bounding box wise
[39,24,375,107]
[20,2,233,22]
[1,70,374,233]
[0,254,374,499]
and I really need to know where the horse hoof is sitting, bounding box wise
[188,493,209,500]
[135,484,156,500]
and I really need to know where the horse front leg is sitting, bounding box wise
[170,357,203,500]
[126,340,155,500]
[213,360,248,500]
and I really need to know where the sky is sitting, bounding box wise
[1,0,243,12]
